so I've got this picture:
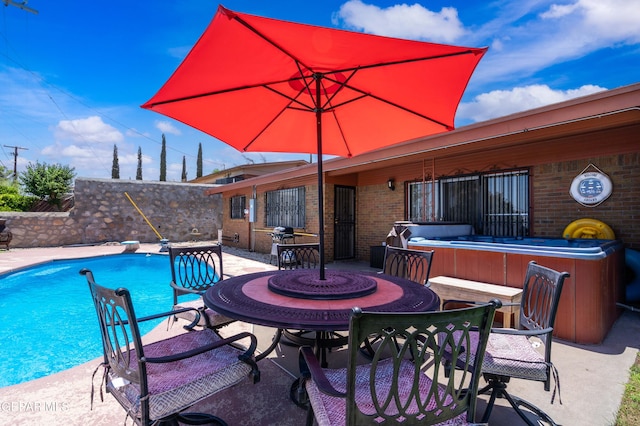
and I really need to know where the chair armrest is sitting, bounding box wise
[442,298,504,310]
[117,306,201,326]
[170,281,202,295]
[137,306,203,330]
[442,299,503,310]
[299,346,346,398]
[490,326,553,336]
[146,331,257,362]
[145,331,260,383]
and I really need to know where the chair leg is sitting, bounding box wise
[290,377,310,409]
[479,381,502,423]
[359,334,382,359]
[256,328,283,362]
[305,404,315,426]
[511,395,560,426]
[480,379,559,426]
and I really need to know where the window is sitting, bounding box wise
[230,195,246,219]
[265,187,305,228]
[407,169,529,237]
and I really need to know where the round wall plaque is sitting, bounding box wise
[569,170,612,206]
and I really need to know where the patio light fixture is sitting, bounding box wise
[387,179,395,191]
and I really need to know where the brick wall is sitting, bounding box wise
[533,152,640,248]
[219,184,319,257]
[356,184,405,259]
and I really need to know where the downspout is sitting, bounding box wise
[250,185,257,252]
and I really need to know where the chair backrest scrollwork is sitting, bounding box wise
[345,302,498,424]
[169,245,223,303]
[382,246,434,285]
[82,269,146,389]
[277,243,320,270]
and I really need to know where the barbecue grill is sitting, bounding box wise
[270,226,295,244]
[270,226,295,264]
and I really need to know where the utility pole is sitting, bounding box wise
[3,145,28,181]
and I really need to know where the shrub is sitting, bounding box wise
[0,184,37,211]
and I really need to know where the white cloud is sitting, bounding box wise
[55,116,123,144]
[540,3,578,19]
[545,0,640,44]
[59,144,108,158]
[458,84,607,122]
[472,0,640,83]
[155,120,182,135]
[333,0,466,43]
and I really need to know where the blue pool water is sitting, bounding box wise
[0,253,197,388]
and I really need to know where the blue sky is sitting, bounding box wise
[1,0,638,181]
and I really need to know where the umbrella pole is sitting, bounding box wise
[316,75,326,280]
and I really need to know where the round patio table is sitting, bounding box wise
[203,269,440,362]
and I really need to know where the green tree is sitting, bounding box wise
[111,144,120,179]
[0,183,37,211]
[197,143,203,178]
[19,162,76,209]
[181,156,187,182]
[136,147,143,180]
[0,165,12,183]
[160,134,167,181]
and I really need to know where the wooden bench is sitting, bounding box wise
[428,276,523,328]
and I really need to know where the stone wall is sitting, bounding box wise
[0,178,222,249]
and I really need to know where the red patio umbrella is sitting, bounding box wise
[142,5,487,279]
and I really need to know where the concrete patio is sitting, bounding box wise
[0,242,637,425]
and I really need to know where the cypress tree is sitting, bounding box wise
[160,134,167,181]
[197,143,203,178]
[111,145,120,179]
[136,147,143,180]
[181,156,187,182]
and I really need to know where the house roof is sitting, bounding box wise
[205,82,640,195]
[191,159,309,184]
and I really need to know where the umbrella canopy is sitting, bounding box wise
[142,5,487,278]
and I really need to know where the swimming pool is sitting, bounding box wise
[0,253,197,388]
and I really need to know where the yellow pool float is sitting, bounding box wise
[563,218,615,239]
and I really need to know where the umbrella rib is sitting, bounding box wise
[333,49,483,76]
[264,84,314,112]
[143,81,287,107]
[229,9,314,72]
[327,107,352,158]
[241,105,289,152]
[333,88,452,130]
[320,70,452,130]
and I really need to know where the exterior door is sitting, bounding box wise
[334,185,356,260]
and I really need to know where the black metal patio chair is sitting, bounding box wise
[360,246,435,357]
[169,244,235,331]
[444,260,570,425]
[82,268,260,425]
[298,302,499,425]
[382,245,434,286]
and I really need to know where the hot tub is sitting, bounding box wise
[409,236,625,344]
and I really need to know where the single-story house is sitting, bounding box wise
[205,82,640,344]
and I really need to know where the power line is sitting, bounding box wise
[2,1,38,15]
